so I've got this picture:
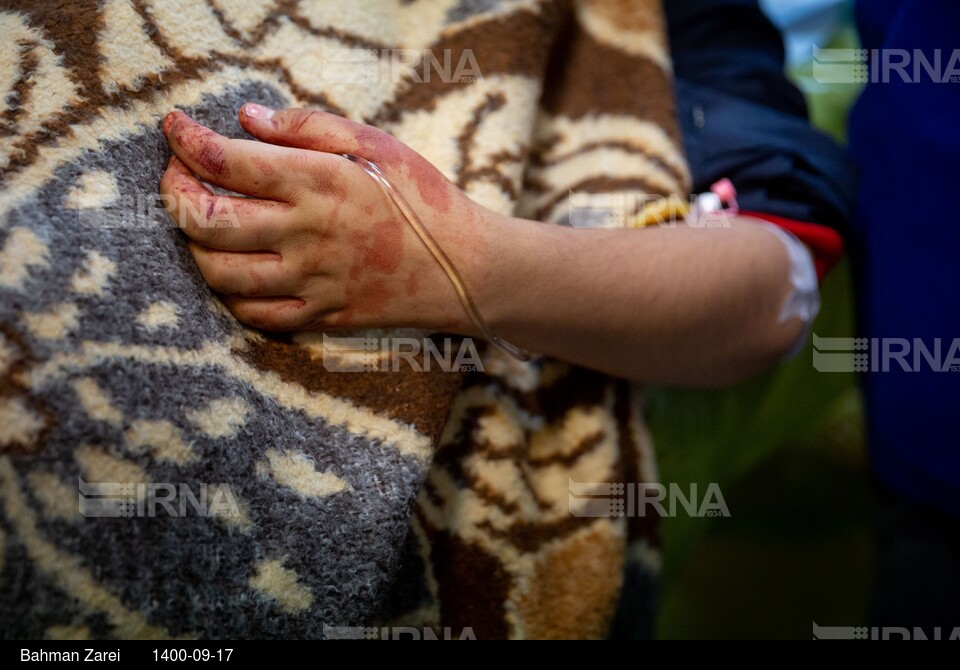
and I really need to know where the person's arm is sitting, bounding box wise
[465,211,801,386]
[160,107,800,387]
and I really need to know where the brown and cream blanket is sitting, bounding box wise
[0,0,689,639]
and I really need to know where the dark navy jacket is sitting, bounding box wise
[665,0,855,229]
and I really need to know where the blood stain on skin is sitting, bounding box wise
[366,218,404,274]
[205,198,247,229]
[354,125,403,165]
[346,219,403,279]
[359,280,393,316]
[251,156,275,176]
[291,110,320,134]
[162,112,178,134]
[193,141,229,178]
[353,123,451,213]
[347,231,365,281]
[166,113,230,178]
[312,162,346,201]
[248,269,268,295]
[404,271,420,297]
[335,279,394,326]
[323,184,348,228]
[410,162,451,214]
[173,180,208,197]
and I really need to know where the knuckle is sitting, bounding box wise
[296,247,326,278]
[208,202,241,231]
[285,151,313,175]
[280,180,309,204]
[309,157,343,193]
[285,108,321,134]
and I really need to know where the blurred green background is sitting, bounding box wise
[652,2,869,639]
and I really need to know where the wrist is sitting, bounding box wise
[448,208,570,346]
[399,200,485,337]
[418,204,521,340]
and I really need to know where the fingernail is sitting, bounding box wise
[242,103,275,120]
[162,112,177,133]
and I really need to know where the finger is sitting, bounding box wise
[189,243,299,298]
[160,156,290,250]
[162,111,309,200]
[220,295,312,332]
[238,104,401,163]
[239,104,454,209]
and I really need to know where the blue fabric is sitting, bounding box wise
[849,0,960,518]
[666,0,856,229]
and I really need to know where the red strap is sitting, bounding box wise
[741,211,845,284]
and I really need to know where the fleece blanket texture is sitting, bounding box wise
[0,0,689,639]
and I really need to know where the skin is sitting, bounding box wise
[159,104,804,387]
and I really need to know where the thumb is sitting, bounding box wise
[239,103,387,160]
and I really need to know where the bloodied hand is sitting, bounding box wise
[158,105,809,386]
[159,104,495,334]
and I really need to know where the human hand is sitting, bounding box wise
[159,104,496,333]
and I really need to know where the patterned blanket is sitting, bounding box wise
[0,0,689,639]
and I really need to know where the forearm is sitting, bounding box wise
[159,105,808,385]
[461,213,803,387]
